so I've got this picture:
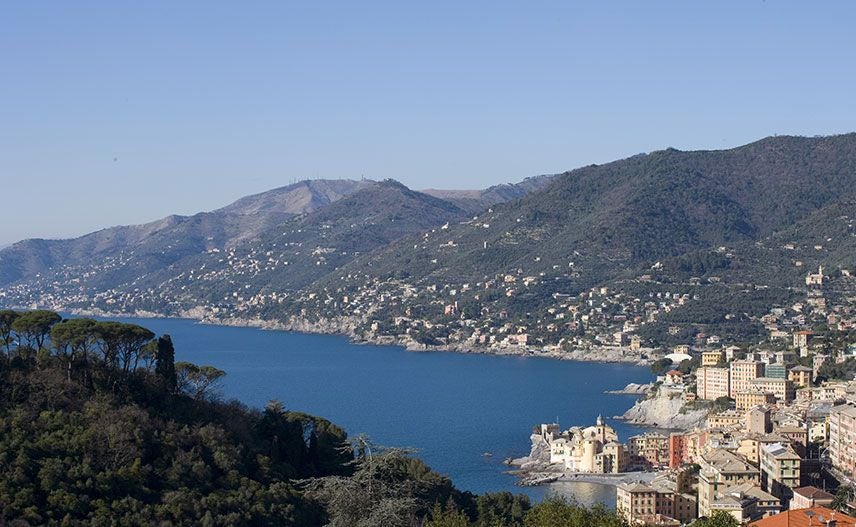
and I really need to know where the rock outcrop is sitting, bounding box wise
[618,387,707,430]
[606,383,653,395]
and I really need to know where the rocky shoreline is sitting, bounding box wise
[510,469,657,488]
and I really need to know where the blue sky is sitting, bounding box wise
[2,1,855,245]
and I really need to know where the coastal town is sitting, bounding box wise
[506,264,856,525]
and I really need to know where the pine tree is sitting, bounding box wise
[155,334,177,392]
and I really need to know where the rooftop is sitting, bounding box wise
[792,486,835,501]
[749,506,856,526]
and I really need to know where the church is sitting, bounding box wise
[547,416,628,473]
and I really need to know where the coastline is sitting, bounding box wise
[44,305,652,366]
[509,468,657,488]
[40,303,670,492]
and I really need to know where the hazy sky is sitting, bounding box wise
[2,1,855,245]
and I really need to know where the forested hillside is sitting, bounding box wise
[337,134,856,288]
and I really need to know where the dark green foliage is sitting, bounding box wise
[0,309,19,354]
[474,491,530,526]
[0,311,352,525]
[175,362,226,400]
[522,496,627,527]
[713,396,735,411]
[832,485,856,513]
[693,510,740,526]
[819,357,856,381]
[155,334,177,392]
[676,356,701,375]
[650,358,673,376]
[10,309,61,352]
[428,503,472,527]
[2,311,554,526]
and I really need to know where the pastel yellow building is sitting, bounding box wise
[702,350,725,367]
[748,378,795,403]
[735,390,776,411]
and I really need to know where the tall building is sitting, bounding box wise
[735,390,776,411]
[698,367,731,400]
[793,330,813,357]
[764,362,788,379]
[829,403,856,480]
[789,365,813,388]
[628,433,670,469]
[730,360,765,398]
[617,471,697,525]
[669,430,706,468]
[702,350,725,367]
[746,407,772,435]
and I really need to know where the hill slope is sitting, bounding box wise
[0,179,374,288]
[2,134,856,350]
[333,134,856,290]
[0,180,471,312]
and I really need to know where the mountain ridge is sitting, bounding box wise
[2,133,856,350]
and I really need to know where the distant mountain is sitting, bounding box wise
[0,179,374,288]
[0,180,474,310]
[126,179,470,306]
[3,134,856,338]
[421,174,554,214]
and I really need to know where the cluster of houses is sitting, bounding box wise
[531,262,856,526]
[614,339,856,525]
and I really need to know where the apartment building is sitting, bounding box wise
[731,360,765,398]
[698,366,731,401]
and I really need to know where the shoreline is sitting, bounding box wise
[508,466,657,488]
[22,303,667,493]
[38,305,653,366]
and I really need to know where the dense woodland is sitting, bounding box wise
[0,309,641,526]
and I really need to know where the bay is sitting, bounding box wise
[102,316,652,506]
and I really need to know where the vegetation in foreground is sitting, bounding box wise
[0,309,633,526]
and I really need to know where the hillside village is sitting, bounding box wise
[3,232,853,365]
[3,137,856,370]
[499,265,856,525]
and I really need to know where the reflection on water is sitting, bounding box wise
[542,481,617,509]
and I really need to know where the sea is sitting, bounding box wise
[100,316,652,507]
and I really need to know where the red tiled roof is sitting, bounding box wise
[749,506,856,527]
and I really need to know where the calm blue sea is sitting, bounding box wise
[99,316,652,506]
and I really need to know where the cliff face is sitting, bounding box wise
[619,387,707,430]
